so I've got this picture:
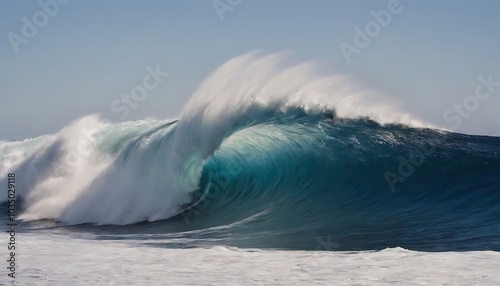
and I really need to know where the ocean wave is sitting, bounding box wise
[1,53,499,251]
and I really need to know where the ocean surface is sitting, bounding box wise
[1,53,499,285]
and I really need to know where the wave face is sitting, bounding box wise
[1,53,500,251]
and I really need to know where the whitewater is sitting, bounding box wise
[1,53,500,285]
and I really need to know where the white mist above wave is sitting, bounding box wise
[0,52,433,225]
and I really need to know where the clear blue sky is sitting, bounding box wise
[1,0,499,140]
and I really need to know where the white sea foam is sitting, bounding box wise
[4,233,499,285]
